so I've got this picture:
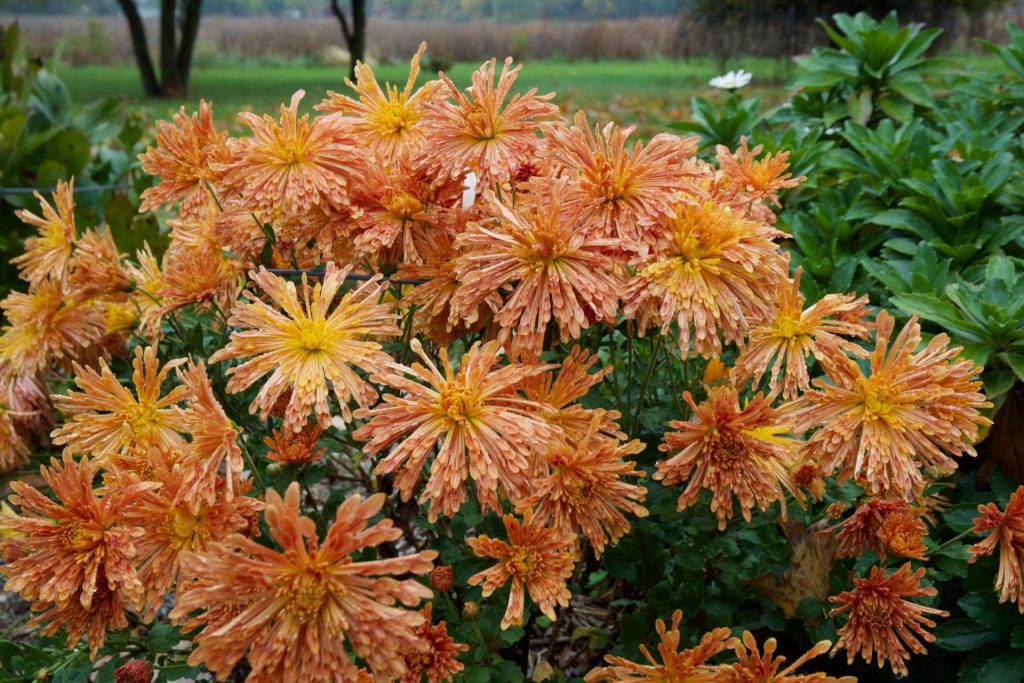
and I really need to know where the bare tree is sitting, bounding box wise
[330,0,367,81]
[115,0,204,98]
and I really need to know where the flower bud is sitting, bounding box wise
[115,660,153,683]
[430,565,454,592]
[461,600,480,621]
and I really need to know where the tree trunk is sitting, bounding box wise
[159,0,185,97]
[330,0,366,81]
[178,0,204,85]
[115,0,161,97]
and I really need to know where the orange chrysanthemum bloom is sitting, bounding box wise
[354,339,556,521]
[0,279,105,375]
[3,373,55,446]
[519,346,623,443]
[121,453,261,618]
[829,563,947,677]
[522,419,647,556]
[830,498,927,560]
[218,90,355,217]
[139,100,230,216]
[552,110,694,244]
[422,57,559,184]
[716,632,855,683]
[733,268,870,399]
[12,178,77,286]
[969,485,1024,612]
[177,359,244,502]
[0,453,155,658]
[716,136,805,206]
[0,405,29,473]
[621,200,787,358]
[657,386,800,529]
[400,603,468,683]
[584,610,731,683]
[318,42,441,159]
[210,263,399,433]
[467,511,575,629]
[171,483,436,682]
[787,311,990,498]
[51,345,188,464]
[66,227,131,299]
[126,244,166,338]
[264,423,327,465]
[455,183,621,358]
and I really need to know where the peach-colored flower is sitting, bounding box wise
[969,485,1024,612]
[217,90,355,217]
[400,603,468,683]
[12,178,77,286]
[422,57,559,185]
[716,136,804,206]
[584,610,731,682]
[139,100,230,216]
[126,244,166,338]
[0,279,105,375]
[354,339,556,521]
[716,632,855,683]
[830,499,927,561]
[657,386,800,529]
[829,563,947,677]
[121,453,261,618]
[552,110,694,245]
[171,483,436,682]
[160,240,244,317]
[622,200,787,358]
[51,345,188,464]
[66,227,131,299]
[318,42,442,159]
[467,511,575,629]
[210,263,399,433]
[264,423,327,465]
[177,358,244,502]
[0,453,155,658]
[0,404,29,473]
[2,373,52,446]
[521,419,647,556]
[787,311,991,498]
[456,183,621,358]
[734,268,870,399]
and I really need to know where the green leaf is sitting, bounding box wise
[934,619,1005,651]
[979,649,1024,683]
[146,623,179,653]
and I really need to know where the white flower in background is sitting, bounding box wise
[461,171,479,209]
[709,69,752,90]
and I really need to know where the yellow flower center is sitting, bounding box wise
[285,571,329,621]
[60,521,99,551]
[127,402,160,437]
[374,100,417,137]
[772,314,808,340]
[511,547,540,579]
[165,507,204,549]
[858,377,897,420]
[856,597,894,630]
[387,193,423,220]
[465,108,497,141]
[564,478,593,507]
[295,320,329,354]
[597,164,628,202]
[439,385,477,423]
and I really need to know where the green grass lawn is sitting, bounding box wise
[58,58,796,137]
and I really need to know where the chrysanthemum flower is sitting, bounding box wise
[0,279,105,375]
[521,419,647,556]
[318,42,442,159]
[66,227,131,299]
[400,603,468,683]
[177,359,244,502]
[210,263,399,433]
[657,386,800,529]
[51,345,188,464]
[160,241,244,317]
[12,178,77,286]
[467,511,575,629]
[422,57,559,185]
[455,183,622,358]
[621,200,787,358]
[716,632,855,683]
[353,339,556,520]
[139,100,230,216]
[519,346,624,443]
[217,90,355,217]
[121,453,261,618]
[584,610,731,682]
[0,405,29,473]
[787,311,990,498]
[2,373,52,446]
[264,423,327,465]
[829,563,947,677]
[552,110,694,245]
[0,453,155,658]
[830,499,927,560]
[969,485,1024,612]
[171,483,436,682]
[716,136,804,206]
[126,244,166,338]
[734,268,869,399]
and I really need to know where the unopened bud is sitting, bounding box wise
[430,565,454,592]
[115,660,153,683]
[265,462,282,477]
[462,600,480,621]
